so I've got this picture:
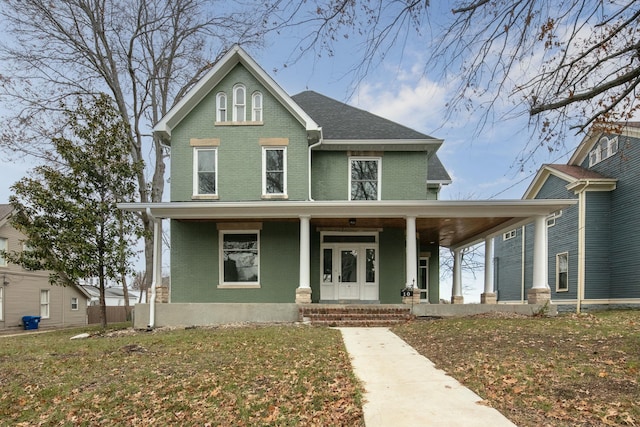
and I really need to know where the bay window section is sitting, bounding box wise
[262,147,287,196]
[350,158,380,200]
[220,231,260,286]
[193,147,217,197]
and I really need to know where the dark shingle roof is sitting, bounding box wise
[427,155,452,183]
[0,204,12,221]
[546,164,611,180]
[291,91,436,140]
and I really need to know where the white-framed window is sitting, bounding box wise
[262,147,287,196]
[350,157,381,200]
[0,287,3,320]
[216,92,227,122]
[233,84,246,122]
[252,91,263,122]
[556,252,569,292]
[71,297,78,310]
[0,237,7,267]
[589,136,618,166]
[220,230,260,286]
[40,289,50,319]
[503,229,517,240]
[193,147,218,196]
[547,210,562,227]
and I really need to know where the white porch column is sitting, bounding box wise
[481,237,497,304]
[405,216,417,289]
[451,248,464,304]
[147,214,162,329]
[296,215,312,303]
[528,215,551,304]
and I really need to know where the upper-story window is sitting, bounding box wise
[547,210,562,227]
[252,92,263,121]
[262,147,287,196]
[233,84,246,122]
[350,157,381,200]
[193,147,218,196]
[503,229,517,241]
[0,237,7,267]
[216,92,227,122]
[589,136,618,167]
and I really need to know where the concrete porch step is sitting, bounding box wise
[299,305,414,327]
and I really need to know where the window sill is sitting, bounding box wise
[215,121,263,126]
[218,284,261,289]
[261,194,288,200]
[555,288,569,293]
[192,194,219,200]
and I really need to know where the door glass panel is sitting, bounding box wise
[341,250,357,282]
[323,248,332,283]
[366,248,375,283]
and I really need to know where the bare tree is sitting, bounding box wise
[0,0,267,288]
[265,1,640,160]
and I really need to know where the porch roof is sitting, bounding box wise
[119,199,576,249]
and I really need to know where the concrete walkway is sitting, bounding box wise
[339,327,517,427]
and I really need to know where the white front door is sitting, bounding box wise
[320,236,378,302]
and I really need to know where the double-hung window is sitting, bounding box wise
[262,147,287,196]
[350,157,381,200]
[233,84,246,122]
[71,297,79,310]
[220,231,260,286]
[40,289,50,319]
[216,92,227,122]
[556,252,568,292]
[193,147,218,196]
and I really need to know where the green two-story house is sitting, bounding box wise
[122,45,574,327]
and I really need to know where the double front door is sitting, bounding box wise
[320,242,378,301]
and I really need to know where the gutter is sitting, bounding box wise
[307,128,323,201]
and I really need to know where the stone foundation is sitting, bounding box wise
[527,287,551,304]
[451,295,464,304]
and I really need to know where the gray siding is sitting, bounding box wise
[584,191,611,299]
[494,227,525,301]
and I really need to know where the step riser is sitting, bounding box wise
[299,307,413,327]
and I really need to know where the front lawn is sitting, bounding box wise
[0,324,364,426]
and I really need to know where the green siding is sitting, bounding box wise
[378,228,406,303]
[170,64,309,202]
[171,220,299,303]
[311,151,431,200]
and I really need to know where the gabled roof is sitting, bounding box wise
[427,154,452,185]
[153,45,320,143]
[291,91,443,151]
[569,121,640,166]
[524,164,617,199]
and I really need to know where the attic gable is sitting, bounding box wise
[153,45,320,144]
[524,164,616,199]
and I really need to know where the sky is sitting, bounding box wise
[0,2,583,301]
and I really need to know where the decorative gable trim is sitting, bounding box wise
[153,45,320,143]
[523,165,576,199]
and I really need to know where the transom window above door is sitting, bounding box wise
[350,157,380,200]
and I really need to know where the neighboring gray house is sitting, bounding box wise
[494,123,640,308]
[81,285,140,307]
[0,204,90,331]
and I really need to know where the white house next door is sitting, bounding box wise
[320,236,379,302]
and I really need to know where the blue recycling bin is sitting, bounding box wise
[22,316,41,330]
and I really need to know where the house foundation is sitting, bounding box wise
[527,287,551,304]
[295,287,312,304]
[481,292,497,304]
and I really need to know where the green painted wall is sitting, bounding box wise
[311,151,431,200]
[170,64,309,202]
[378,228,406,303]
[171,220,299,303]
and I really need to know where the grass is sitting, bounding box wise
[392,310,640,427]
[0,323,364,426]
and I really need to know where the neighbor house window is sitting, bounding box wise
[262,147,287,196]
[589,136,618,166]
[503,229,517,241]
[220,231,259,285]
[193,147,218,196]
[0,237,7,267]
[252,91,263,121]
[547,210,562,227]
[71,297,78,310]
[350,158,381,200]
[40,289,50,319]
[233,84,246,122]
[556,252,568,292]
[216,92,227,122]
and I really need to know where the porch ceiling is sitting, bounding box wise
[119,199,577,249]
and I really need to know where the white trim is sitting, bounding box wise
[71,297,79,311]
[349,156,381,201]
[193,147,218,197]
[219,229,260,287]
[262,146,287,197]
[232,84,246,122]
[40,289,50,319]
[503,229,516,240]
[555,252,569,292]
[0,237,7,267]
[252,91,263,122]
[216,92,227,122]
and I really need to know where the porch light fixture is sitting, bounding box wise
[348,218,356,226]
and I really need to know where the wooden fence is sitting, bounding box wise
[87,306,134,324]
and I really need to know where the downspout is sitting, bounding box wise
[307,129,323,201]
[146,207,162,330]
[521,225,525,303]
[576,184,587,314]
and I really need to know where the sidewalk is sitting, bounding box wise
[339,327,517,427]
